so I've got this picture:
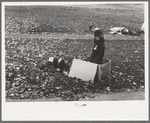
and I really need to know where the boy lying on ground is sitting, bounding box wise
[39,57,71,74]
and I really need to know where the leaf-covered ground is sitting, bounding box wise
[5,4,145,101]
[5,38,144,101]
[5,4,144,34]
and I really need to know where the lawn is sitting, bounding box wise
[5,4,145,101]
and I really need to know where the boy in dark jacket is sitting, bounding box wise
[39,57,70,73]
[89,24,105,64]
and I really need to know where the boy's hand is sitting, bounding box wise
[94,45,97,50]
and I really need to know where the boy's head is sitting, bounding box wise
[89,24,96,31]
[89,24,100,32]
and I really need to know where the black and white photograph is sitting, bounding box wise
[2,1,149,121]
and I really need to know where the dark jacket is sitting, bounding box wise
[90,30,105,64]
[40,57,66,72]
[52,57,65,69]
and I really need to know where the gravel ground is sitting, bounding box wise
[6,90,145,102]
[5,33,145,101]
[5,33,144,40]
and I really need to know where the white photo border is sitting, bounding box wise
[2,1,149,121]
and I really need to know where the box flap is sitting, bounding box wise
[68,59,98,82]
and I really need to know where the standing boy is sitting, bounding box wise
[89,24,105,64]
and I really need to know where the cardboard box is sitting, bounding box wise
[97,59,111,81]
[68,59,111,83]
